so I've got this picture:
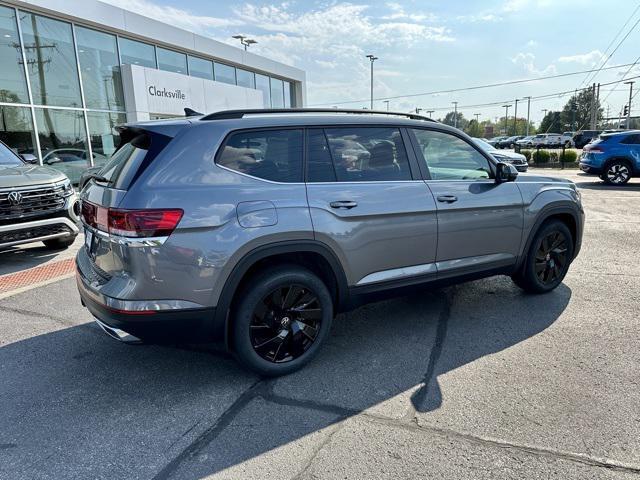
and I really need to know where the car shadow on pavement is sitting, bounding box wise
[0,276,571,479]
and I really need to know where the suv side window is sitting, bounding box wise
[317,127,412,182]
[621,134,640,144]
[411,129,491,180]
[217,129,303,182]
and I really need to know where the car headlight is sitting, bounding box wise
[60,179,75,197]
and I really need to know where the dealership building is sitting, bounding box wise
[0,0,306,181]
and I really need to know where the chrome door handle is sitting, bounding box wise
[437,195,458,203]
[330,200,358,209]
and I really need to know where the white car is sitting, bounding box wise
[560,132,574,148]
[472,138,528,172]
[532,133,562,148]
[516,136,535,148]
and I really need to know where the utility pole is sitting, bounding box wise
[502,104,512,135]
[524,96,531,135]
[366,54,378,110]
[474,113,480,123]
[541,109,548,130]
[589,83,597,130]
[415,107,423,114]
[624,81,634,129]
[426,110,435,117]
[513,99,518,135]
[383,100,389,111]
[452,101,458,128]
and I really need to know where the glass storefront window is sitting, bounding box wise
[188,56,213,80]
[35,108,89,183]
[0,6,29,104]
[283,81,292,108]
[236,69,255,89]
[157,47,187,74]
[20,12,82,108]
[214,62,235,85]
[255,74,271,108]
[270,78,284,108]
[75,26,124,111]
[86,111,125,168]
[119,37,156,68]
[0,105,36,156]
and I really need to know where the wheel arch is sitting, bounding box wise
[603,156,635,175]
[517,205,581,272]
[212,240,349,348]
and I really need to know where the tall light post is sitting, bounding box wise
[452,101,458,128]
[366,54,378,110]
[502,104,512,135]
[541,108,548,127]
[426,110,435,117]
[513,99,518,135]
[624,80,634,129]
[231,35,257,51]
[383,100,389,111]
[474,113,480,123]
[524,96,531,135]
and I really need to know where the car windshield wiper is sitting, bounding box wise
[90,174,112,185]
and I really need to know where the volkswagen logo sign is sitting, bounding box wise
[8,191,22,206]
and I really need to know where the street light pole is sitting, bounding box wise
[624,81,634,129]
[383,100,389,111]
[426,110,435,118]
[366,54,378,110]
[502,104,512,135]
[541,108,548,129]
[232,35,257,51]
[474,113,480,123]
[452,101,458,128]
[524,96,531,136]
[513,99,518,135]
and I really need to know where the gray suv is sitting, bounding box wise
[0,141,79,250]
[75,109,584,376]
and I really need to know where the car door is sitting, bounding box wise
[408,127,523,278]
[305,126,438,288]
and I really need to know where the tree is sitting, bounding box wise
[560,88,602,132]
[441,111,468,130]
[464,119,482,137]
[539,111,562,133]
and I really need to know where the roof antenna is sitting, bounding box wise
[184,108,203,117]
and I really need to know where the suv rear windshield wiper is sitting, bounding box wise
[91,174,112,185]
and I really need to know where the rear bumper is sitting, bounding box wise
[75,256,216,343]
[579,162,602,174]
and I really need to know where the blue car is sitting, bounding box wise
[579,130,640,185]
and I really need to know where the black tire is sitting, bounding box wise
[602,159,632,185]
[43,235,77,249]
[231,265,333,376]
[512,220,574,293]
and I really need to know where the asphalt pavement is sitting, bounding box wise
[1,169,639,479]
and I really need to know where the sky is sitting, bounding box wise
[102,0,640,125]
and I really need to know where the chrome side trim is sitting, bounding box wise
[436,253,515,273]
[357,262,437,286]
[0,217,79,233]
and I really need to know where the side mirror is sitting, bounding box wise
[495,162,518,183]
[21,153,38,164]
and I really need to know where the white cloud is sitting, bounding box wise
[557,50,604,66]
[102,0,243,31]
[457,13,502,23]
[315,60,338,69]
[383,2,437,22]
[511,52,557,76]
[526,39,537,48]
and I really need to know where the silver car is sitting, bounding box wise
[76,109,584,376]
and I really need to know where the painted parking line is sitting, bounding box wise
[0,258,76,298]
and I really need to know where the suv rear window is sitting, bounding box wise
[217,129,303,183]
[99,134,150,190]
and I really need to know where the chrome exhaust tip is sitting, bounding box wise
[94,319,143,345]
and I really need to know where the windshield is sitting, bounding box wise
[0,142,24,166]
[473,138,497,151]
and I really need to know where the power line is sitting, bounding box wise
[310,63,640,107]
[580,3,640,87]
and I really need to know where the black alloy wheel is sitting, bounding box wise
[534,231,568,285]
[250,284,322,363]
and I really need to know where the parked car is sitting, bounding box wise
[515,136,535,148]
[487,136,507,147]
[496,135,524,149]
[0,140,79,250]
[532,133,563,148]
[560,132,574,148]
[473,138,528,172]
[579,130,640,184]
[76,109,584,376]
[573,130,601,149]
[42,148,108,185]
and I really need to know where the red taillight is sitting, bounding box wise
[81,201,183,238]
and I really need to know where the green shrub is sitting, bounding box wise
[531,149,551,164]
[559,150,578,163]
[548,151,559,163]
[521,149,532,161]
